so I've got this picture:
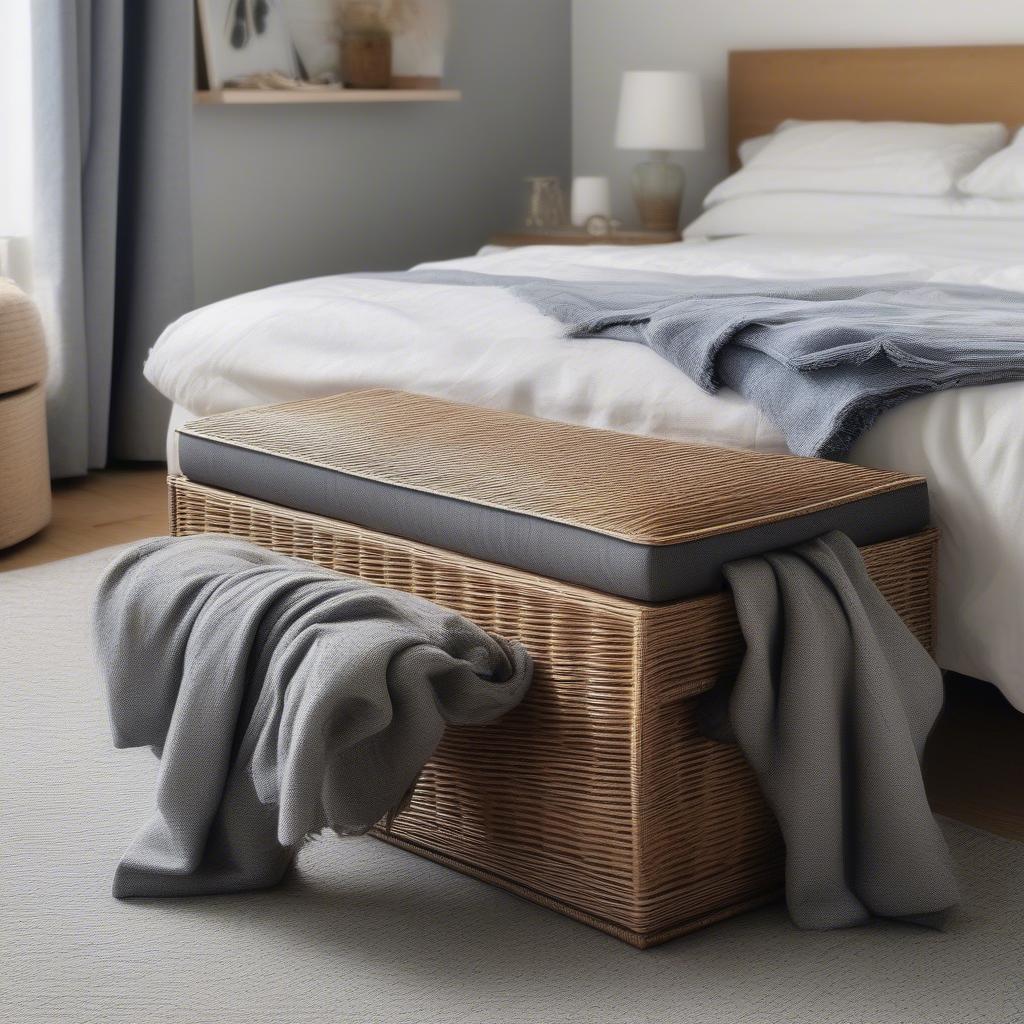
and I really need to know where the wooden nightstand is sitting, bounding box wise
[489,228,682,247]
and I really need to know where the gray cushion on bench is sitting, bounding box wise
[177,432,929,603]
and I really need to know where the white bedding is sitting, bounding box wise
[146,222,1024,709]
[684,192,1024,240]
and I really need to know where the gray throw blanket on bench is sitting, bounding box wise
[95,533,955,929]
[699,530,958,929]
[94,535,532,898]
[400,269,1024,458]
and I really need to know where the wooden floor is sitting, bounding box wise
[2,466,1023,842]
[0,464,169,572]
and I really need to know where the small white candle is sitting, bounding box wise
[570,176,612,227]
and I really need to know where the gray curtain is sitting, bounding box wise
[30,1,193,477]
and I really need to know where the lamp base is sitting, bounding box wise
[631,153,684,231]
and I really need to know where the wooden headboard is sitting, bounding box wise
[728,45,1024,170]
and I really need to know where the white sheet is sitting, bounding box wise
[147,222,1024,709]
[684,193,1024,240]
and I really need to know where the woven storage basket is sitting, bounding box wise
[169,468,937,947]
[0,281,50,549]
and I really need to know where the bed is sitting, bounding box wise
[147,45,1024,710]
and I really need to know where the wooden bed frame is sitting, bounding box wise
[728,44,1024,170]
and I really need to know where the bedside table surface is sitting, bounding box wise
[489,228,682,247]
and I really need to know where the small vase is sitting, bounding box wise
[389,0,451,89]
[570,176,611,227]
[523,177,567,230]
[341,2,392,88]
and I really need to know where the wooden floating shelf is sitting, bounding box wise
[194,88,461,106]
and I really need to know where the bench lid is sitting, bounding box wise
[179,389,925,546]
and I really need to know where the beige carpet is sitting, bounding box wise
[2,548,1022,1024]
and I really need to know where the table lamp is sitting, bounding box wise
[614,70,705,231]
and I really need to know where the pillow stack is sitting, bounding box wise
[687,119,1024,238]
[710,120,1006,201]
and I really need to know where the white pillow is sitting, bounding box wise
[684,191,1024,239]
[958,127,1024,199]
[706,121,1007,204]
[737,134,773,166]
[737,120,805,165]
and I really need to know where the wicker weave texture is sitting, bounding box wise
[0,385,51,549]
[0,282,50,550]
[0,281,48,395]
[169,476,937,947]
[179,389,925,545]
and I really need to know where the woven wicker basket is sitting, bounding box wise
[169,475,937,947]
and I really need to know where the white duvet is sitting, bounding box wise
[145,222,1024,709]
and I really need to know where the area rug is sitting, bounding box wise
[1,547,1022,1024]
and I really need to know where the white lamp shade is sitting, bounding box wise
[614,70,705,152]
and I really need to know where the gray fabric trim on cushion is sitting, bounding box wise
[177,433,930,602]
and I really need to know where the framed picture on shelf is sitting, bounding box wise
[195,0,299,89]
[277,0,339,80]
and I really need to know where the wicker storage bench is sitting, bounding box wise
[169,389,936,948]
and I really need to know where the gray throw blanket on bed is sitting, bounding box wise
[400,269,1024,458]
[699,530,959,929]
[94,535,532,899]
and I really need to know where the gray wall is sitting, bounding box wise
[192,0,572,306]
[572,0,1024,227]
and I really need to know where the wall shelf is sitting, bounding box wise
[194,88,462,106]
